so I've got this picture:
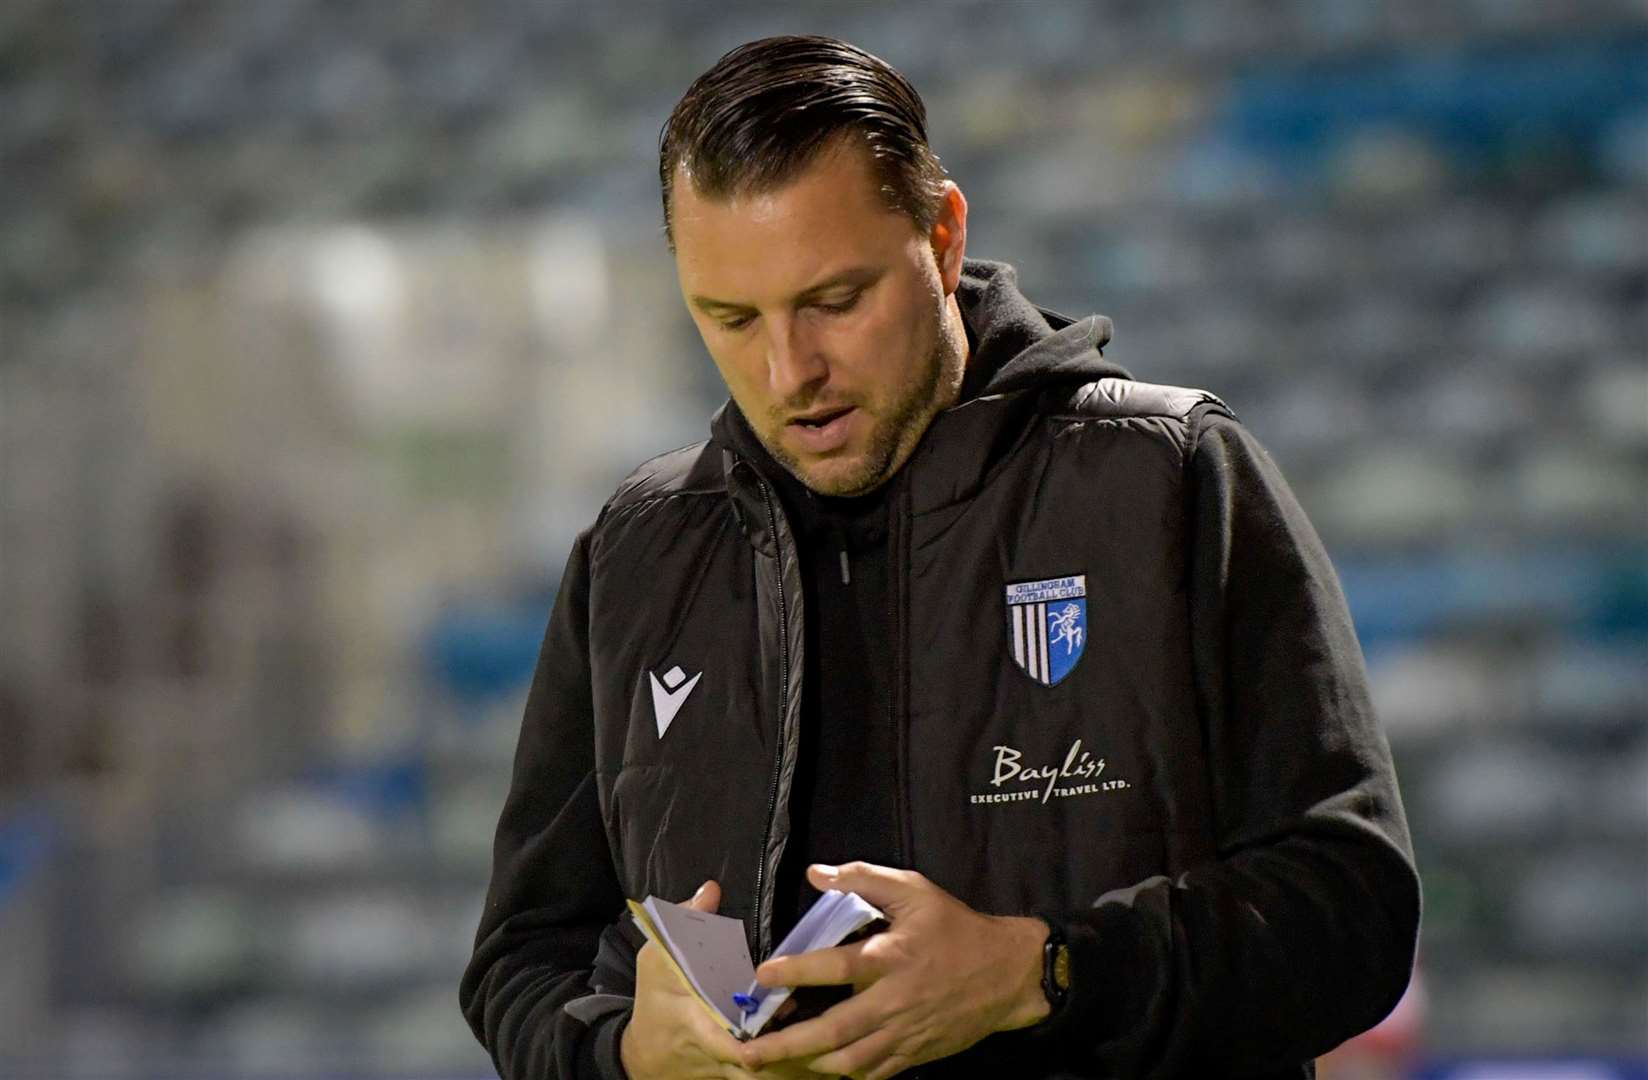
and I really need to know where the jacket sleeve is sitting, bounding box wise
[1033,409,1421,1076]
[459,525,639,1080]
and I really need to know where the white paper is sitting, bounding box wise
[641,897,756,1028]
[636,889,885,1038]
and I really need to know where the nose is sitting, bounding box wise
[764,316,828,402]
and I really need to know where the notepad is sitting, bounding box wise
[627,889,886,1039]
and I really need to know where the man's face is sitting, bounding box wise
[671,140,966,497]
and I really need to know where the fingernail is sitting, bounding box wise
[812,863,838,880]
[691,883,706,901]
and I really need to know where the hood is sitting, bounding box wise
[955,259,1127,399]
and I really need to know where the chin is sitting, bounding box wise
[765,414,917,496]
[778,445,892,496]
[792,461,882,497]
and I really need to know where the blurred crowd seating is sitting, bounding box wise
[1,1,1643,1076]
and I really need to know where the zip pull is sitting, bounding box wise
[839,548,851,585]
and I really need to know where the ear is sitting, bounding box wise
[928,181,968,296]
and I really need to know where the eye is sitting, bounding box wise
[718,313,756,332]
[815,291,862,315]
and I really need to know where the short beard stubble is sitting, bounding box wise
[763,291,965,498]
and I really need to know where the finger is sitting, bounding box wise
[686,879,723,913]
[808,862,923,910]
[739,984,886,1069]
[865,1049,918,1080]
[687,1007,746,1063]
[809,1024,902,1079]
[755,938,869,989]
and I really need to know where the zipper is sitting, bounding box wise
[750,477,792,961]
[888,476,912,867]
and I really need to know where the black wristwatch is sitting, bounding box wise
[1040,918,1072,1012]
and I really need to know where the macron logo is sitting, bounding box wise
[648,664,702,739]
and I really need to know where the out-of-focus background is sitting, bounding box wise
[1,1,1643,1077]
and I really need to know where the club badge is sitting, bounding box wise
[1005,575,1087,686]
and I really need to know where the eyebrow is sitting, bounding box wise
[689,266,882,315]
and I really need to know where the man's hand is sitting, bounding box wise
[619,881,814,1080]
[737,863,1051,1080]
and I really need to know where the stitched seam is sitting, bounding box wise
[1045,413,1195,460]
[604,486,726,519]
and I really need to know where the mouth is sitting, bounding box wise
[788,406,855,429]
[784,405,859,453]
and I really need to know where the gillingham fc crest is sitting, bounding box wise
[1005,575,1087,686]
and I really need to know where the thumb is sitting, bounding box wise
[807,861,920,911]
[684,879,721,913]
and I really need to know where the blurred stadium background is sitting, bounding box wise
[1,1,1644,1077]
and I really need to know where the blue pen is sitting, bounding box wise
[733,991,764,1014]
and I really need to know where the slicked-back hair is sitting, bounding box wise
[658,35,948,251]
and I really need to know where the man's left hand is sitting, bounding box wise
[738,862,1052,1080]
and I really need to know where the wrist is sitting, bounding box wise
[994,915,1054,1031]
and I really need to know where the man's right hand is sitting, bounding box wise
[619,881,816,1080]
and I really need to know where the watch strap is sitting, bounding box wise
[1038,916,1071,1012]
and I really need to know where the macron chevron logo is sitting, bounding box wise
[648,664,702,739]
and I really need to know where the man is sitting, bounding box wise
[461,35,1420,1080]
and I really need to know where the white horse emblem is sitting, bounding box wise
[1049,602,1083,655]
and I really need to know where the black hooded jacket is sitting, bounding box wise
[461,260,1421,1079]
[726,259,1074,942]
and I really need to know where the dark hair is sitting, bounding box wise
[658,35,948,250]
